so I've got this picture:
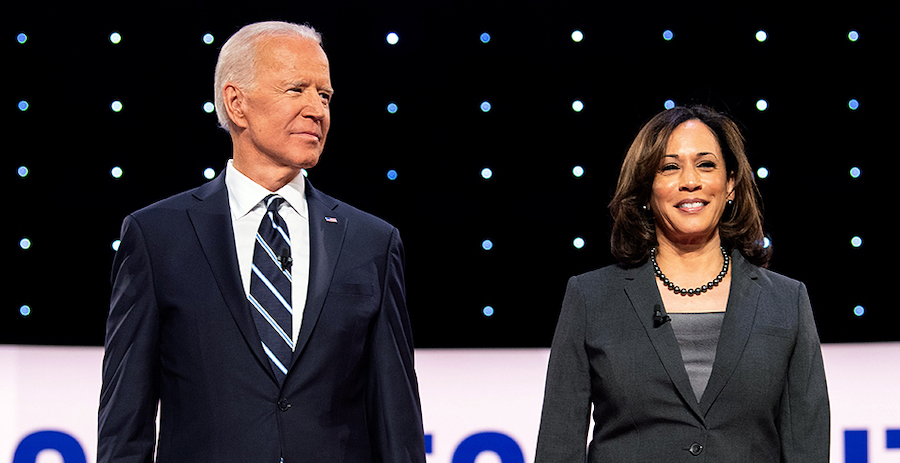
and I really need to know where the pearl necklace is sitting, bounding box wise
[651,246,730,296]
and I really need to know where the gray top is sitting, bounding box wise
[669,312,726,402]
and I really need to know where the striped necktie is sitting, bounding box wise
[248,194,293,383]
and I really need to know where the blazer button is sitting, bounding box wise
[689,443,703,456]
[278,398,291,411]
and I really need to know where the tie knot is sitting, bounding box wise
[264,194,286,212]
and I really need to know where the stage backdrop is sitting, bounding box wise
[1,344,899,463]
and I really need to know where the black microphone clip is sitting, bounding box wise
[653,304,671,328]
[279,248,292,272]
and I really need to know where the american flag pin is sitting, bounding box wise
[324,216,338,223]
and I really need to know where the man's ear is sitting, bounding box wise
[222,83,248,130]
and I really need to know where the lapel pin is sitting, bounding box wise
[324,216,338,223]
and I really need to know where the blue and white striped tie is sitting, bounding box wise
[248,194,293,383]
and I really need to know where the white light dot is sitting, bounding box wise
[386,102,398,114]
[481,167,493,179]
[763,237,771,248]
[203,101,215,113]
[664,99,676,110]
[850,167,861,178]
[756,99,768,111]
[663,29,674,41]
[572,100,584,112]
[202,33,214,44]
[572,165,584,178]
[482,239,493,251]
[111,100,123,112]
[109,32,122,44]
[111,166,124,178]
[20,305,32,317]
[571,30,584,42]
[853,305,865,316]
[573,237,585,249]
[386,32,399,45]
[480,101,492,112]
[848,30,859,42]
[112,239,121,251]
[756,166,769,179]
[203,167,216,179]
[850,236,863,248]
[482,306,494,317]
[480,32,491,43]
[17,33,28,44]
[18,100,29,111]
[301,168,308,178]
[18,166,29,177]
[19,238,32,250]
[755,30,768,42]
[848,99,859,110]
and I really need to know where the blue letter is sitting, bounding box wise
[844,429,868,463]
[452,432,524,463]
[13,431,87,463]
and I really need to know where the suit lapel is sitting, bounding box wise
[698,251,761,416]
[623,264,705,420]
[288,180,347,370]
[186,174,274,381]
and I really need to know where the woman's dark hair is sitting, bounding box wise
[609,105,769,267]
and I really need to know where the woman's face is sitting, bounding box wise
[649,119,734,247]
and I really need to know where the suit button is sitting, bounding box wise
[689,443,703,456]
[278,398,291,411]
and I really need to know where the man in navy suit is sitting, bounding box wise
[98,21,426,462]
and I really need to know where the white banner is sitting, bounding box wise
[1,344,898,462]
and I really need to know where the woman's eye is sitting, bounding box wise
[660,163,679,172]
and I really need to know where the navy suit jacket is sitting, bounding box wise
[535,251,829,463]
[98,172,425,462]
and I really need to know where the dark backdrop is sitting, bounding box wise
[5,1,896,347]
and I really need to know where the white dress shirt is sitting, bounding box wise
[225,160,309,349]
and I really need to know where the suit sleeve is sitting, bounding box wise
[779,282,830,462]
[535,276,592,463]
[98,215,161,463]
[366,228,426,463]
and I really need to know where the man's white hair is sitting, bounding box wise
[214,21,323,132]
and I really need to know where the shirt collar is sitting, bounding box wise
[225,159,308,220]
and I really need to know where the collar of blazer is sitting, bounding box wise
[186,171,349,385]
[622,250,762,420]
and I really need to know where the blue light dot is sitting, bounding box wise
[18,166,29,177]
[762,237,771,248]
[18,100,29,111]
[109,32,122,44]
[755,30,768,42]
[480,32,491,43]
[481,167,493,179]
[111,166,124,178]
[852,305,865,316]
[202,33,214,44]
[19,238,32,250]
[664,99,676,110]
[482,306,494,317]
[17,33,28,44]
[386,169,398,181]
[572,165,584,177]
[572,100,584,112]
[573,237,585,249]
[663,29,674,41]
[203,101,215,113]
[112,239,121,251]
[386,102,398,114]
[850,167,861,178]
[756,99,769,111]
[480,101,492,112]
[757,166,769,179]
[20,305,32,317]
[386,32,399,45]
[111,100,123,112]
[848,99,859,110]
[203,167,216,179]
[571,30,584,42]
[482,239,493,251]
[848,30,859,42]
[851,236,863,248]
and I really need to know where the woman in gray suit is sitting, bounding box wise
[535,105,829,462]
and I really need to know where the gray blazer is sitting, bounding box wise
[535,251,829,463]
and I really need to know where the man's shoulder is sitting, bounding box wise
[307,183,396,235]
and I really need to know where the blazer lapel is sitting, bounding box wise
[698,251,761,416]
[288,180,347,370]
[186,174,273,380]
[623,264,705,420]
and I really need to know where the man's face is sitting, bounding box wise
[236,35,333,173]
